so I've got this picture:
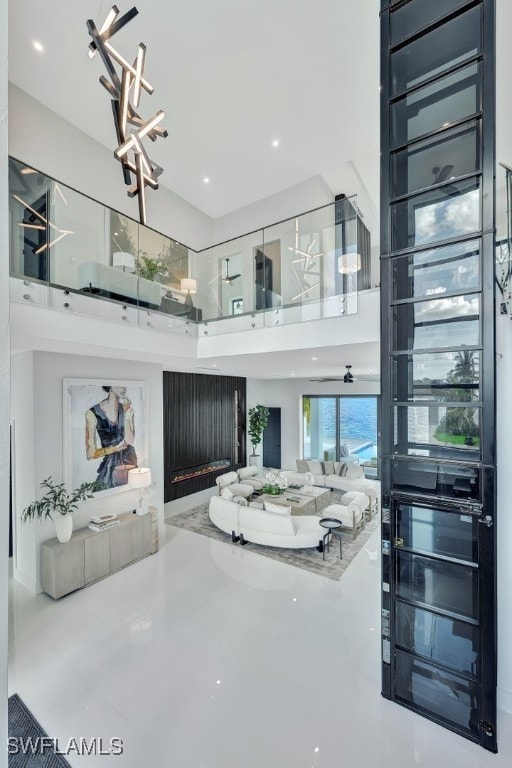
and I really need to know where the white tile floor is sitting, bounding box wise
[8,525,512,767]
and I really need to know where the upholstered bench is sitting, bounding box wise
[323,493,367,540]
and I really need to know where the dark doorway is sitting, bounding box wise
[263,407,281,469]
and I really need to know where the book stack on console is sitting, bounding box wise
[88,513,119,533]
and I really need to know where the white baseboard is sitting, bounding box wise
[13,566,41,595]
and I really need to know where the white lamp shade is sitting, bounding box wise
[113,251,136,272]
[128,467,152,488]
[180,277,197,294]
[337,252,361,274]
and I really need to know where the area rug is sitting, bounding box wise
[166,492,380,581]
[8,694,72,767]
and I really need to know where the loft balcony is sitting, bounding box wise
[8,157,373,337]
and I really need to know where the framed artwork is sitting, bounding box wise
[231,298,243,315]
[63,379,148,495]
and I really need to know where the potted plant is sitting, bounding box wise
[262,471,288,496]
[136,253,169,282]
[248,405,269,470]
[22,476,101,543]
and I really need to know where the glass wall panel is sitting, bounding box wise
[393,294,480,351]
[392,458,480,501]
[394,650,479,735]
[391,121,480,199]
[338,397,378,461]
[395,603,479,676]
[391,177,481,252]
[9,158,52,281]
[390,6,481,96]
[392,351,480,402]
[303,397,337,461]
[391,63,481,148]
[391,0,475,46]
[396,552,478,618]
[395,503,478,562]
[394,404,480,458]
[392,240,480,301]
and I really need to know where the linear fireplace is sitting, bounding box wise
[171,459,230,485]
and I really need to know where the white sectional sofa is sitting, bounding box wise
[208,495,327,551]
[281,459,380,517]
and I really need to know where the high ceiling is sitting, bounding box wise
[8,0,380,219]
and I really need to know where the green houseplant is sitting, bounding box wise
[136,253,169,282]
[248,405,269,457]
[22,476,101,543]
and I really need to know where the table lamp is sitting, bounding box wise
[128,467,152,515]
[113,251,136,272]
[181,277,197,309]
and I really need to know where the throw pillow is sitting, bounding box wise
[296,459,309,473]
[338,462,348,477]
[221,487,234,501]
[233,496,248,506]
[264,501,292,515]
[346,463,362,479]
[340,443,349,457]
[322,461,335,475]
[307,460,323,475]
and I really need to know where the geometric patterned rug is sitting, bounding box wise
[8,693,72,767]
[166,491,380,581]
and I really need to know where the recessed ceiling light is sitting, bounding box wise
[291,373,295,376]
[272,139,280,148]
[312,357,318,361]
[211,364,217,368]
[33,41,44,53]
[203,177,210,184]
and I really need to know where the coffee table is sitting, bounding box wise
[257,492,316,516]
[319,518,343,560]
[288,485,331,514]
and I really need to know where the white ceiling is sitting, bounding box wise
[7,0,380,219]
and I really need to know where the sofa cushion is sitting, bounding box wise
[346,463,363,479]
[238,465,259,480]
[307,460,323,475]
[296,459,309,473]
[322,461,335,475]
[264,502,291,515]
[239,507,296,536]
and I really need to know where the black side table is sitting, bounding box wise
[319,518,343,561]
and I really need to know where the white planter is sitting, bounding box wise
[55,512,73,543]
[248,455,263,472]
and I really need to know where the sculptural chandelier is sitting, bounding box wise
[87,5,168,225]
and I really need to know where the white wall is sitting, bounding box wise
[11,351,165,594]
[247,377,380,471]
[8,85,214,251]
[496,0,512,715]
[0,0,9,748]
[212,175,334,243]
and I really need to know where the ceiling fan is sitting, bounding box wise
[224,257,241,284]
[309,365,380,383]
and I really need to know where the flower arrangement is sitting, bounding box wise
[262,471,288,496]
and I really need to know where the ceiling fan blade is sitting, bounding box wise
[230,273,241,281]
[308,377,344,382]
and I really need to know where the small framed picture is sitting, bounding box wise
[231,298,244,315]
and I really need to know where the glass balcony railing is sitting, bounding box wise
[9,157,369,333]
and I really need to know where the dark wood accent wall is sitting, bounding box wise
[164,371,246,501]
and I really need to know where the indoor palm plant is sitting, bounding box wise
[22,476,101,543]
[248,405,269,457]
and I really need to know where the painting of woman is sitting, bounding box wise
[85,386,138,488]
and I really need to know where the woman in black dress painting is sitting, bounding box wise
[85,386,138,488]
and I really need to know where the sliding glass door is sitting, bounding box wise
[303,395,379,468]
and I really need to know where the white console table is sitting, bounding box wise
[41,509,157,599]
